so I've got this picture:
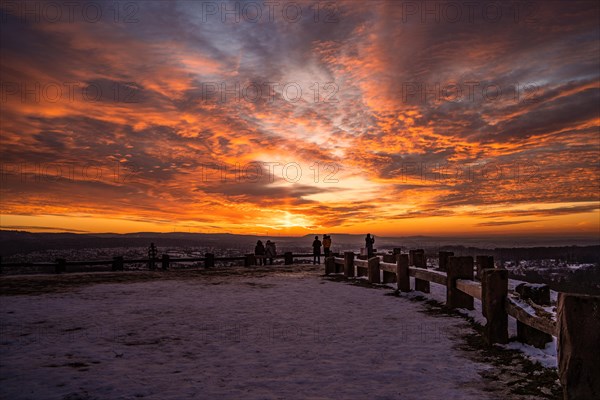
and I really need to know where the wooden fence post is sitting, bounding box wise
[368,257,380,284]
[205,253,215,268]
[413,250,429,293]
[284,252,293,265]
[344,251,355,277]
[438,251,454,272]
[161,254,170,270]
[325,256,336,275]
[112,256,124,271]
[482,268,508,345]
[557,293,600,400]
[334,255,343,273]
[244,254,255,267]
[396,254,410,292]
[446,256,474,310]
[475,255,494,280]
[515,283,552,348]
[55,258,66,274]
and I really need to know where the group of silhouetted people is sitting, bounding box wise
[312,234,333,264]
[255,239,276,265]
[149,233,376,269]
[312,233,374,264]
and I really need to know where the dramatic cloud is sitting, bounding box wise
[0,0,598,236]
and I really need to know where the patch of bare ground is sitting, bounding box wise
[0,264,322,296]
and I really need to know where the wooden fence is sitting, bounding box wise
[0,252,317,274]
[328,252,599,400]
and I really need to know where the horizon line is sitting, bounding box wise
[1,228,599,240]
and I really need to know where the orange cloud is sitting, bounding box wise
[1,0,598,237]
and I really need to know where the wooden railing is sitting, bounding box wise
[327,252,599,400]
[456,279,482,300]
[505,296,556,336]
[0,252,318,274]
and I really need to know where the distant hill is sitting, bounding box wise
[0,229,598,257]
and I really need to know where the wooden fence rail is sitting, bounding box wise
[456,279,482,300]
[505,297,557,336]
[0,252,320,274]
[411,268,447,287]
[324,252,599,399]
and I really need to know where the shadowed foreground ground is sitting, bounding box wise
[0,264,322,296]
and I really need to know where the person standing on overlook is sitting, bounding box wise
[265,240,276,265]
[255,240,265,266]
[365,234,375,258]
[148,242,158,270]
[323,235,332,257]
[312,236,322,265]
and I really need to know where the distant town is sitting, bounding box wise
[1,230,598,294]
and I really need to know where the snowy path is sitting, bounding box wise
[2,272,499,399]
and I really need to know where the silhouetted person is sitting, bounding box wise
[365,234,375,258]
[323,234,332,257]
[312,236,322,264]
[255,240,265,266]
[265,240,276,265]
[148,242,158,270]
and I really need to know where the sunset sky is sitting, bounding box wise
[0,0,599,236]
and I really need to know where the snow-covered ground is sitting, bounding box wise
[0,271,507,400]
